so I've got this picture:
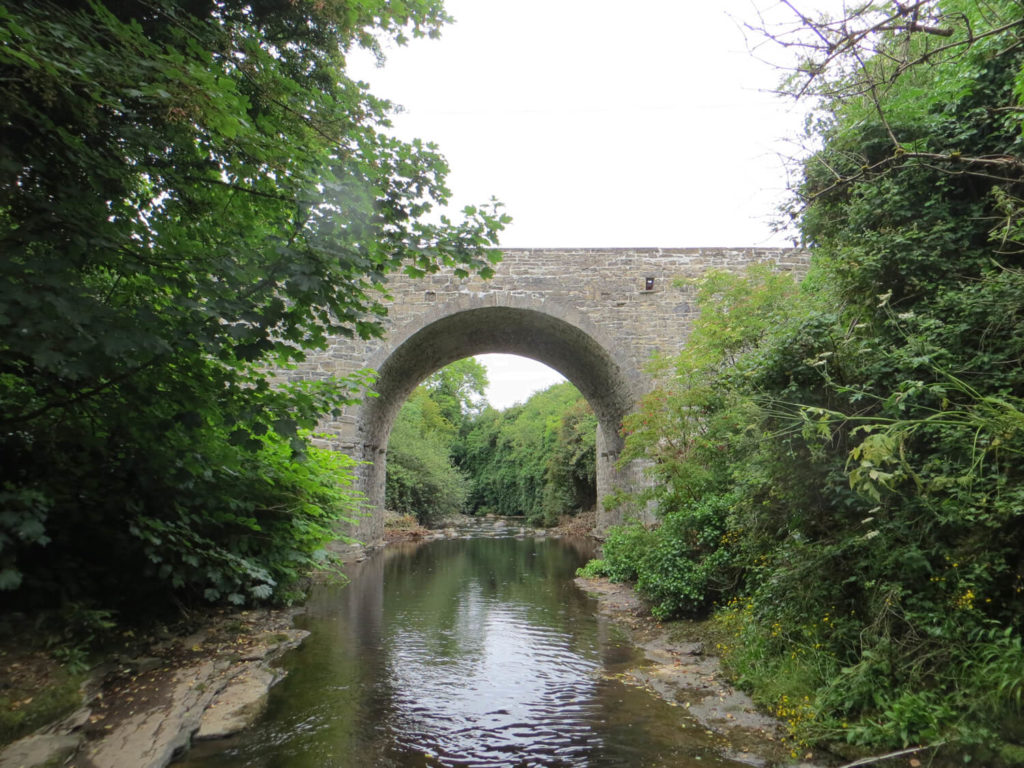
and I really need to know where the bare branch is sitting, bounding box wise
[752,1,1023,102]
[796,149,1024,209]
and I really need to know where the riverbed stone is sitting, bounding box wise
[0,610,311,768]
[574,576,830,768]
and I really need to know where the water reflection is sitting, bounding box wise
[177,532,745,768]
[386,584,602,766]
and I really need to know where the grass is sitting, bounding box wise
[0,661,84,747]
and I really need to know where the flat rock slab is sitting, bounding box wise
[80,660,228,768]
[195,663,280,740]
[0,611,308,768]
[575,576,825,768]
[0,731,83,768]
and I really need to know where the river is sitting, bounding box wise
[176,521,754,767]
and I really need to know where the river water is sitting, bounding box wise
[177,521,749,767]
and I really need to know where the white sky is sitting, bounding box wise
[474,353,565,410]
[352,0,822,408]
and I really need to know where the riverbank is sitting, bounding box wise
[3,511,800,768]
[0,608,307,768]
[574,576,827,768]
[0,514,524,768]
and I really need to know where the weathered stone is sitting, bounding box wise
[0,612,309,768]
[277,247,809,546]
[80,659,231,768]
[0,702,94,768]
[193,664,279,741]
[0,731,83,768]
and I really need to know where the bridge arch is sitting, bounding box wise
[354,297,644,545]
[281,248,809,550]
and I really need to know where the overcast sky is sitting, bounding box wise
[351,0,820,408]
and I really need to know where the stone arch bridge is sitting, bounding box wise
[281,247,807,547]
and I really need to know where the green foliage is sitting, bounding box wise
[422,358,490,428]
[588,523,649,583]
[633,495,735,620]
[771,13,1024,752]
[386,388,470,525]
[580,13,1024,744]
[574,558,610,579]
[384,359,493,524]
[458,382,596,526]
[42,603,117,648]
[539,397,597,524]
[160,431,366,604]
[712,596,831,750]
[584,495,736,620]
[620,266,801,503]
[0,0,508,611]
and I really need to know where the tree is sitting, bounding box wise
[457,382,596,525]
[0,0,508,609]
[540,396,597,524]
[760,6,1024,749]
[586,2,1024,755]
[385,388,470,525]
[384,358,490,524]
[766,0,1024,278]
[422,357,489,432]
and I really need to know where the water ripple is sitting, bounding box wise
[174,535,741,768]
[384,591,603,766]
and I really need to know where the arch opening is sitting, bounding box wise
[351,305,645,545]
